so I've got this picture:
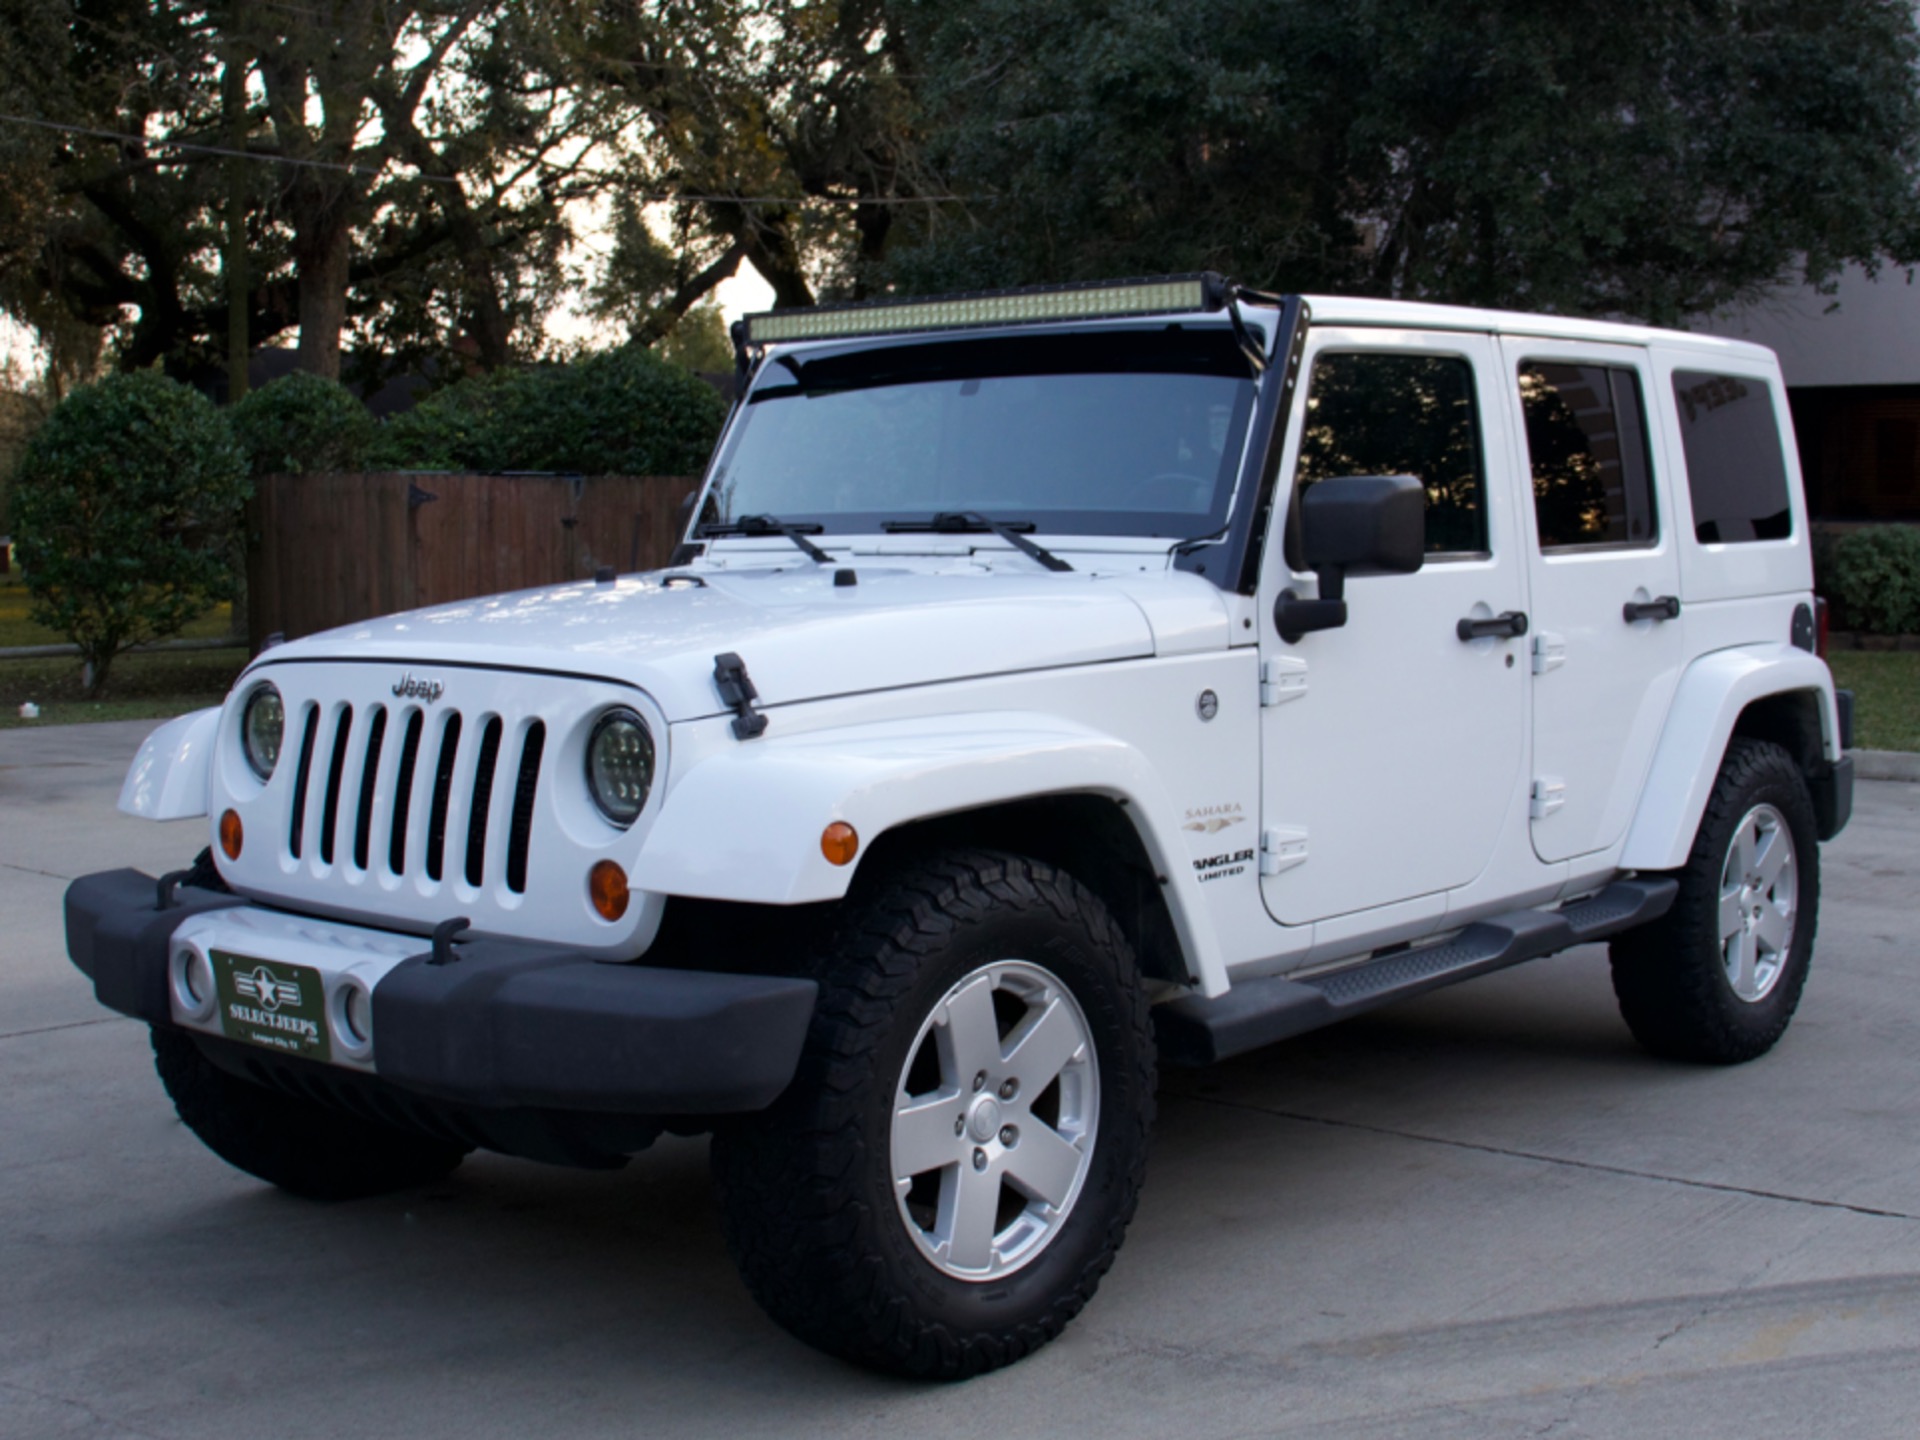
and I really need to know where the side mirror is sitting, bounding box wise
[1275,475,1426,642]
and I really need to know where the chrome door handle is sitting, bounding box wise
[1456,610,1529,641]
[1623,595,1681,623]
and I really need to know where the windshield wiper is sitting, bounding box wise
[697,513,833,565]
[881,511,1074,573]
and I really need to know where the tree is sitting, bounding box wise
[11,370,249,697]
[884,0,1920,322]
[578,0,939,317]
[0,0,618,382]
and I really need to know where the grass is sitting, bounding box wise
[1828,651,1920,753]
[0,570,233,649]
[0,646,247,730]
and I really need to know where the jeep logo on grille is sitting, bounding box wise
[392,672,445,702]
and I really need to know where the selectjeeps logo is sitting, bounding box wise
[234,966,300,1012]
[392,672,445,702]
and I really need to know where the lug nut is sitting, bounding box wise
[999,1078,1018,1099]
[973,1148,987,1171]
[1000,1125,1018,1146]
[954,1116,965,1136]
[972,1071,987,1091]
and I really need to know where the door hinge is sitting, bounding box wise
[1532,632,1567,675]
[1530,776,1567,820]
[1261,656,1308,707]
[1260,826,1309,876]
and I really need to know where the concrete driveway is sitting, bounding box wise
[4,720,1917,1438]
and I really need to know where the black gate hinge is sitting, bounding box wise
[713,652,769,740]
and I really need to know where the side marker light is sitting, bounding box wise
[219,809,243,860]
[589,860,631,921]
[821,822,859,866]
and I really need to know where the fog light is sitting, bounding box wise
[821,821,859,866]
[333,981,373,1054]
[171,947,215,1019]
[219,809,243,860]
[589,860,630,921]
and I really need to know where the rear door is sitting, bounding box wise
[1500,337,1688,863]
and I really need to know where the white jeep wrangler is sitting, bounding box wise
[66,275,1854,1379]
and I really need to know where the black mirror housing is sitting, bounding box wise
[1298,475,1426,578]
[1275,475,1426,643]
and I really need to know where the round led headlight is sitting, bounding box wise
[240,683,285,782]
[586,708,655,827]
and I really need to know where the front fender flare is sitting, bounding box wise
[1619,645,1840,873]
[632,711,1230,996]
[118,707,221,820]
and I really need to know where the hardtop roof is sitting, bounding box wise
[1296,293,1778,365]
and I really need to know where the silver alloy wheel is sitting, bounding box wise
[890,959,1099,1280]
[1717,802,1798,1003]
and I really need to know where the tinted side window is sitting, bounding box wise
[1295,352,1487,556]
[1519,362,1657,549]
[1671,371,1793,543]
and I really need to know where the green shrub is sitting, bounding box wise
[229,371,378,476]
[11,371,248,696]
[367,346,726,475]
[1817,524,1920,635]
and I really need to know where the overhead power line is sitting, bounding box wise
[0,111,974,204]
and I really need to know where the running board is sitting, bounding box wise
[1155,877,1678,1067]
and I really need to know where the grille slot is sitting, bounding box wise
[287,704,319,859]
[388,709,424,875]
[465,716,505,888]
[506,722,546,894]
[318,706,354,866]
[352,706,389,871]
[425,712,463,882]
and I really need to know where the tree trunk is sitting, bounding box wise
[293,218,352,379]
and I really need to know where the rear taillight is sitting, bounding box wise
[1815,596,1830,660]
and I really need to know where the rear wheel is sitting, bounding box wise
[1609,738,1819,1063]
[153,1028,468,1199]
[711,850,1155,1379]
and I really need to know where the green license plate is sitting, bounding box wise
[211,950,332,1063]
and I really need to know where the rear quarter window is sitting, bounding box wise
[1671,371,1793,543]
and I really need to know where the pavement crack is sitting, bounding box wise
[2,860,75,881]
[1175,1092,1920,1223]
[0,1017,124,1041]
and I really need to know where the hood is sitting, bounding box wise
[262,562,1231,722]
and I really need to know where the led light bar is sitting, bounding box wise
[744,273,1229,345]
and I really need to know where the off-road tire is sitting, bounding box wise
[152,1027,469,1199]
[710,849,1155,1380]
[1609,738,1819,1064]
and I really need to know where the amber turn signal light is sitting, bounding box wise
[820,821,859,866]
[588,859,630,921]
[218,809,243,861]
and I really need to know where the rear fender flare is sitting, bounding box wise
[1620,645,1840,873]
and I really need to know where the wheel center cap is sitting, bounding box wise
[967,1095,1002,1143]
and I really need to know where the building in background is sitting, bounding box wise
[1700,264,1920,524]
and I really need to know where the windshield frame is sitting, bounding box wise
[693,321,1268,546]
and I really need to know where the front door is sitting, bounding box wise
[1257,329,1529,927]
[1500,337,1688,863]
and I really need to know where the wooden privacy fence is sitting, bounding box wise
[247,471,700,651]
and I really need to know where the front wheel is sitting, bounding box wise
[710,850,1155,1379]
[1609,738,1820,1063]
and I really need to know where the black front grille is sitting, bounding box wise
[283,702,545,890]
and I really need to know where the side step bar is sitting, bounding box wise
[1155,877,1679,1067]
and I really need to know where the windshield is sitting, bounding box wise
[699,327,1259,539]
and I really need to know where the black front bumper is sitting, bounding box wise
[65,868,818,1119]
